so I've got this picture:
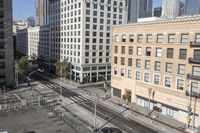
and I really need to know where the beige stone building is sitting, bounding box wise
[111,16,200,127]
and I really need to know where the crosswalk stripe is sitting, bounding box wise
[73,97,84,101]
[69,97,79,102]
[78,96,88,101]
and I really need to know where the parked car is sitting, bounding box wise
[98,127,123,133]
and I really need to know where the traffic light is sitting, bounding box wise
[188,111,193,116]
[187,106,193,116]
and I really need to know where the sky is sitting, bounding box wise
[12,0,179,21]
[13,0,35,20]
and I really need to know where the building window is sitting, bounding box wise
[157,34,163,43]
[177,79,184,90]
[192,66,200,76]
[137,47,142,55]
[166,63,172,73]
[155,61,160,71]
[154,75,160,85]
[121,46,125,54]
[128,70,132,78]
[138,34,142,43]
[147,34,152,43]
[194,50,200,60]
[191,82,199,93]
[168,34,175,43]
[114,67,117,75]
[144,73,150,82]
[122,35,126,42]
[136,71,140,80]
[130,34,134,42]
[136,59,141,68]
[114,56,118,64]
[0,51,5,59]
[0,62,5,69]
[156,48,162,57]
[121,57,125,65]
[178,64,185,75]
[114,46,118,53]
[145,60,150,69]
[128,58,132,66]
[195,33,200,43]
[165,77,171,87]
[181,34,189,43]
[179,49,187,59]
[121,68,124,76]
[115,35,119,42]
[128,46,133,55]
[146,47,151,56]
[167,48,173,58]
[166,108,175,117]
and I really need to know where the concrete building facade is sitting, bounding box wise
[16,26,49,64]
[49,0,127,83]
[0,0,14,86]
[111,16,200,127]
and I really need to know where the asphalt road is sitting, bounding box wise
[32,72,158,133]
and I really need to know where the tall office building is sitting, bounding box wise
[127,0,153,23]
[36,0,49,26]
[49,0,126,83]
[27,17,35,27]
[0,0,14,86]
[154,7,162,17]
[185,0,200,15]
[162,0,180,19]
[138,0,153,18]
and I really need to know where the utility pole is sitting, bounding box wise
[15,60,19,89]
[93,87,98,131]
[192,97,197,129]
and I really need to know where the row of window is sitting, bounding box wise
[86,17,122,25]
[86,24,111,31]
[114,46,188,59]
[85,58,110,64]
[86,9,122,19]
[113,67,199,93]
[115,33,200,44]
[114,59,200,76]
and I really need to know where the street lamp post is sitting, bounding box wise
[148,88,152,114]
[4,95,7,110]
[31,93,33,106]
[60,68,63,96]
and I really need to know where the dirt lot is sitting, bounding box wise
[0,106,76,133]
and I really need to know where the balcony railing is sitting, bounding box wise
[187,73,200,81]
[188,58,200,64]
[190,41,200,47]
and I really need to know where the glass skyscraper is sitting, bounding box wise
[185,0,200,15]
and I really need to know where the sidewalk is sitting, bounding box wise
[99,97,186,133]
